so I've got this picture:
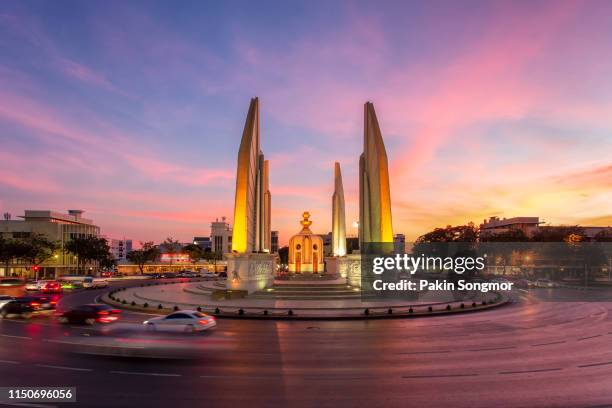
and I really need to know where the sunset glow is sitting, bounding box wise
[1,1,611,244]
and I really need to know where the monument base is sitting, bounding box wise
[325,255,362,287]
[325,256,348,278]
[225,252,275,294]
[345,254,362,288]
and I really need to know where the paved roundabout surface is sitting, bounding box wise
[1,279,612,407]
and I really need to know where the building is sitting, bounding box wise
[288,212,325,274]
[109,238,132,262]
[211,217,232,255]
[0,209,100,278]
[479,216,540,238]
[192,236,212,251]
[271,231,279,253]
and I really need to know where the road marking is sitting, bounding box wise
[499,368,563,375]
[35,363,92,372]
[0,359,21,364]
[398,350,452,355]
[577,361,612,368]
[0,334,32,340]
[402,373,478,379]
[110,370,181,377]
[200,374,279,380]
[531,340,566,347]
[577,334,603,341]
[468,346,516,352]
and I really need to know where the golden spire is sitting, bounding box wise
[300,211,312,232]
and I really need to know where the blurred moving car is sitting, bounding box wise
[535,278,555,288]
[176,270,198,278]
[58,304,120,325]
[0,278,26,297]
[100,271,112,278]
[82,277,109,289]
[41,281,62,294]
[0,295,56,319]
[25,280,45,291]
[218,272,227,278]
[200,271,217,279]
[0,295,14,309]
[144,310,216,333]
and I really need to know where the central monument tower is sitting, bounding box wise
[226,97,275,293]
[359,102,393,245]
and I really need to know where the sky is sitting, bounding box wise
[1,0,611,246]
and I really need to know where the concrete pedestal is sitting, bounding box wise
[326,255,362,287]
[345,254,362,288]
[325,256,348,278]
[225,252,275,294]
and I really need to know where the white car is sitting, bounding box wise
[143,310,216,333]
[25,281,43,291]
[200,271,217,279]
[82,277,109,289]
[0,295,14,310]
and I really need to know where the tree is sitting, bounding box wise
[161,237,183,253]
[126,241,159,274]
[161,237,183,266]
[480,229,529,242]
[183,244,204,268]
[202,248,221,272]
[415,223,479,244]
[64,236,112,275]
[594,228,612,242]
[531,226,586,242]
[278,246,289,265]
[20,234,58,279]
[0,237,29,277]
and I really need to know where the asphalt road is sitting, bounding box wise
[1,281,612,408]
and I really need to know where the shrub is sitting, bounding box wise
[173,305,179,311]
[446,305,451,311]
[428,306,433,312]
[364,308,370,315]
[387,308,393,315]
[158,304,163,309]
[143,303,148,308]
[214,307,220,314]
[409,307,414,314]
[238,308,244,315]
[288,309,294,316]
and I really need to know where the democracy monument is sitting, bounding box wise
[226,98,393,294]
[105,98,503,317]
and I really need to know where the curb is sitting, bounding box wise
[102,289,510,321]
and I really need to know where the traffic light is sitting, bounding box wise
[32,266,39,271]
